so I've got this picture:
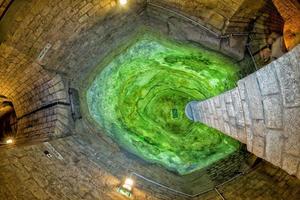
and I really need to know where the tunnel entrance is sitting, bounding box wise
[0,96,17,145]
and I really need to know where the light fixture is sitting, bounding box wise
[117,177,134,198]
[6,138,13,144]
[119,0,128,6]
[123,178,134,191]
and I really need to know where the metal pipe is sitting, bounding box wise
[246,44,258,71]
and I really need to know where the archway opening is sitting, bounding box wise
[0,96,17,145]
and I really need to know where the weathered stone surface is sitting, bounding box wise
[256,63,279,96]
[237,80,246,100]
[282,154,300,175]
[242,100,251,125]
[224,90,233,103]
[193,45,300,178]
[283,107,300,156]
[226,102,235,118]
[265,130,283,167]
[263,95,283,129]
[274,47,300,107]
[252,120,266,138]
[231,89,245,127]
[252,136,265,158]
[246,127,253,152]
[244,75,264,120]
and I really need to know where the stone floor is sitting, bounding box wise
[0,130,299,200]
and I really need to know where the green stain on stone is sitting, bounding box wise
[87,32,240,175]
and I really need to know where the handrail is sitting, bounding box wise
[130,171,246,198]
[146,1,250,39]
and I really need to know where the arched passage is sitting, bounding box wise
[0,95,17,144]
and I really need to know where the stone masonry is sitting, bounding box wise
[189,44,300,179]
[0,130,299,200]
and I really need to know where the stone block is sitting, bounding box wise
[224,122,231,135]
[283,107,300,156]
[274,51,300,107]
[265,130,284,167]
[263,95,283,129]
[220,94,229,122]
[244,74,264,120]
[256,63,279,96]
[282,153,299,175]
[229,118,238,139]
[236,127,246,144]
[237,80,246,100]
[252,135,265,158]
[210,100,216,116]
[252,119,266,137]
[208,13,225,30]
[242,100,251,125]
[224,91,233,103]
[226,102,235,118]
[231,88,245,126]
[213,96,221,108]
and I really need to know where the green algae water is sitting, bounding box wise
[87,33,240,175]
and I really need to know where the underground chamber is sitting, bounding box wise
[84,32,243,175]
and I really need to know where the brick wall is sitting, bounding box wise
[0,0,146,144]
[145,3,247,60]
[0,0,284,146]
[0,131,299,200]
[0,44,70,144]
[190,44,300,179]
[149,0,239,33]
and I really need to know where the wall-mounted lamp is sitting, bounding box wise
[117,177,134,198]
[6,138,13,144]
[0,138,14,145]
[119,0,128,6]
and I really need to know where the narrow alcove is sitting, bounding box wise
[0,96,17,145]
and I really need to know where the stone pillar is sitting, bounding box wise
[189,44,300,179]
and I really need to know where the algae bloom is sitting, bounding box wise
[87,33,240,175]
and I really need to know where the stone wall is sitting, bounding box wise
[145,2,247,60]
[0,0,286,146]
[0,44,70,144]
[0,130,299,200]
[0,0,146,144]
[190,44,300,179]
[149,0,243,34]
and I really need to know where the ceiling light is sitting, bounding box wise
[119,0,128,6]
